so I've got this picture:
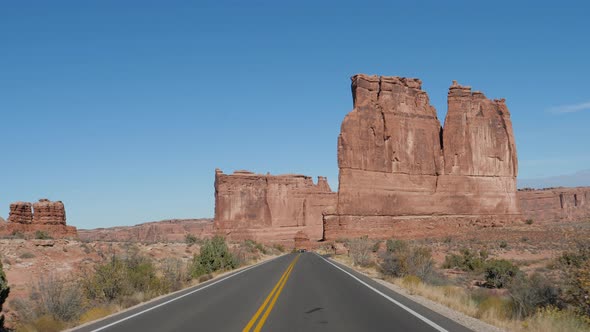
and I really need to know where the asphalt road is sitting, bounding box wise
[74,253,473,332]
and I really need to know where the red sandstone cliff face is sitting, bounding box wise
[7,202,33,224]
[324,74,520,240]
[2,199,76,238]
[32,199,66,225]
[78,219,214,243]
[519,187,590,223]
[214,169,336,245]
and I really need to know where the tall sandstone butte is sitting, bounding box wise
[214,169,336,245]
[324,74,520,240]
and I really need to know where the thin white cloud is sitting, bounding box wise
[549,101,590,114]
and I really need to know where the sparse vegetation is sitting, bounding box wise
[184,233,198,246]
[34,231,52,240]
[0,259,10,329]
[380,240,435,282]
[10,237,266,331]
[484,259,521,288]
[19,252,36,259]
[347,236,373,267]
[525,219,534,225]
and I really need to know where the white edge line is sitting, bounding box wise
[86,255,284,332]
[316,253,448,332]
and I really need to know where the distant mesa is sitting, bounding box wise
[1,199,76,238]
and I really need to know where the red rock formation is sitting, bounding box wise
[1,200,76,239]
[324,74,520,240]
[438,81,519,215]
[7,202,33,224]
[78,219,214,243]
[519,187,590,223]
[32,199,66,225]
[214,169,336,246]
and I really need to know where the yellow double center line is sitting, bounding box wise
[243,254,300,332]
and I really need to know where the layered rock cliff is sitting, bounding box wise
[7,202,33,224]
[519,187,590,223]
[324,74,520,240]
[214,169,336,245]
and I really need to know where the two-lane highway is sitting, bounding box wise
[74,253,473,332]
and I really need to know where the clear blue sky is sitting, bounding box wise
[1,1,589,228]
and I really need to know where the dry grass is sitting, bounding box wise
[393,276,589,332]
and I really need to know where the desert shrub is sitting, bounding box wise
[34,230,52,240]
[0,260,10,329]
[11,231,25,239]
[33,275,84,322]
[160,258,187,292]
[380,241,435,281]
[386,239,408,253]
[508,273,560,319]
[185,233,198,246]
[499,240,508,249]
[442,248,486,272]
[525,219,534,225]
[84,256,131,302]
[348,236,373,267]
[273,243,285,253]
[190,236,237,278]
[564,257,590,318]
[19,252,35,259]
[484,259,521,288]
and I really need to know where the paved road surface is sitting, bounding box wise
[74,253,473,332]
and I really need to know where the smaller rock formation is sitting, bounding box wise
[32,199,66,225]
[1,199,76,238]
[7,202,33,224]
[214,169,336,246]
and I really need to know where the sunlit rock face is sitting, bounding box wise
[324,74,520,240]
[214,169,336,246]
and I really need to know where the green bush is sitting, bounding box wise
[35,230,52,240]
[484,259,521,288]
[0,259,10,329]
[562,243,590,317]
[84,256,131,302]
[386,239,408,253]
[185,233,198,246]
[442,248,486,272]
[190,236,237,278]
